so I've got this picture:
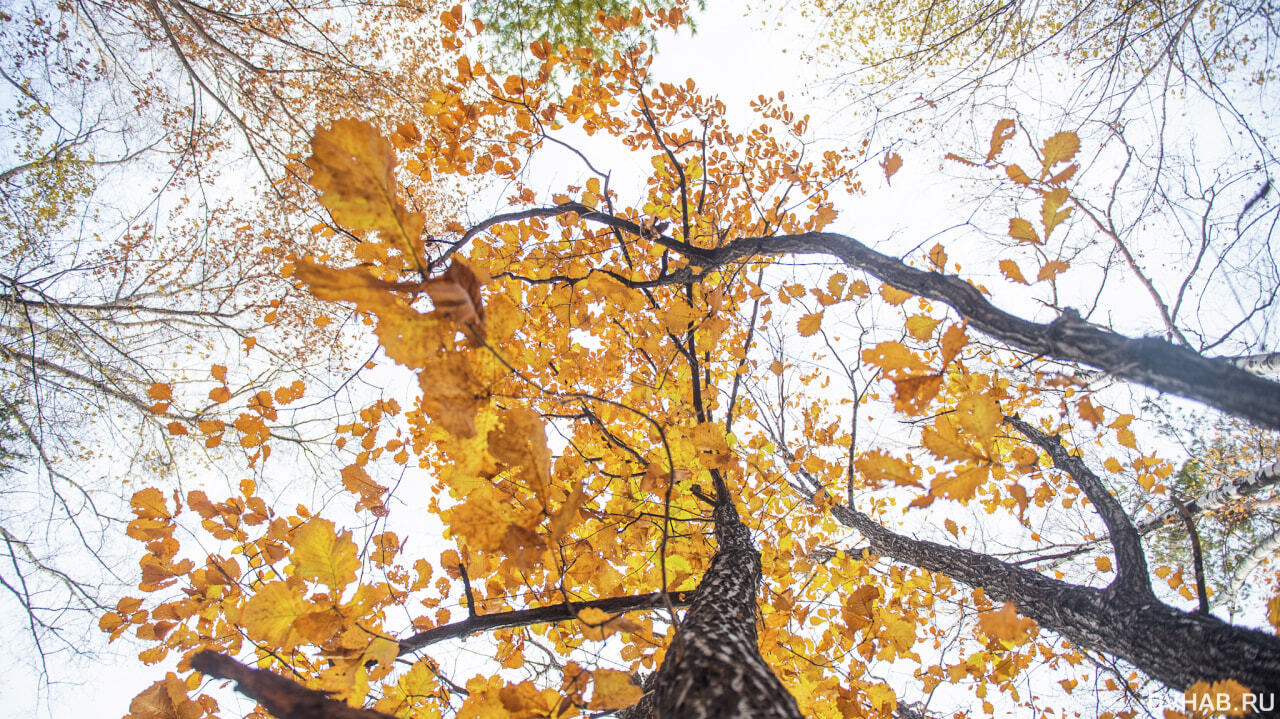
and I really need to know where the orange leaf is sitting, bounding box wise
[893,374,944,415]
[879,285,912,306]
[881,151,903,182]
[147,383,173,402]
[1036,260,1070,283]
[977,601,1037,644]
[999,259,1029,285]
[986,119,1016,163]
[905,314,941,341]
[210,365,227,383]
[208,386,232,403]
[1041,187,1072,239]
[797,311,824,337]
[927,243,947,270]
[1005,164,1034,185]
[954,393,1002,449]
[940,325,968,367]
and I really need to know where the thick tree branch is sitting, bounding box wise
[191,651,397,719]
[575,225,1280,428]
[829,503,1280,696]
[396,590,693,656]
[1005,415,1152,597]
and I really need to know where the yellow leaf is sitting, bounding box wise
[1040,131,1080,177]
[1041,187,1073,240]
[1096,556,1113,572]
[944,518,959,537]
[589,669,643,710]
[1036,260,1070,283]
[940,324,968,367]
[928,462,989,502]
[1008,218,1040,244]
[689,421,734,469]
[488,408,553,496]
[865,683,897,713]
[797,311,824,337]
[241,582,306,650]
[863,342,929,379]
[986,119,1016,163]
[905,314,941,341]
[954,393,1002,449]
[291,518,360,588]
[976,601,1036,644]
[999,259,1029,285]
[307,119,424,246]
[1118,427,1137,449]
[893,374,944,415]
[855,450,921,488]
[922,418,983,463]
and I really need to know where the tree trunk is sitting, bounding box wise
[626,477,805,719]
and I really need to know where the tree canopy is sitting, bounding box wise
[2,1,1279,718]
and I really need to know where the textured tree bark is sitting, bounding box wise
[191,651,398,719]
[831,503,1280,702]
[626,476,805,719]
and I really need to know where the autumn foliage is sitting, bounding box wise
[99,4,1280,719]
